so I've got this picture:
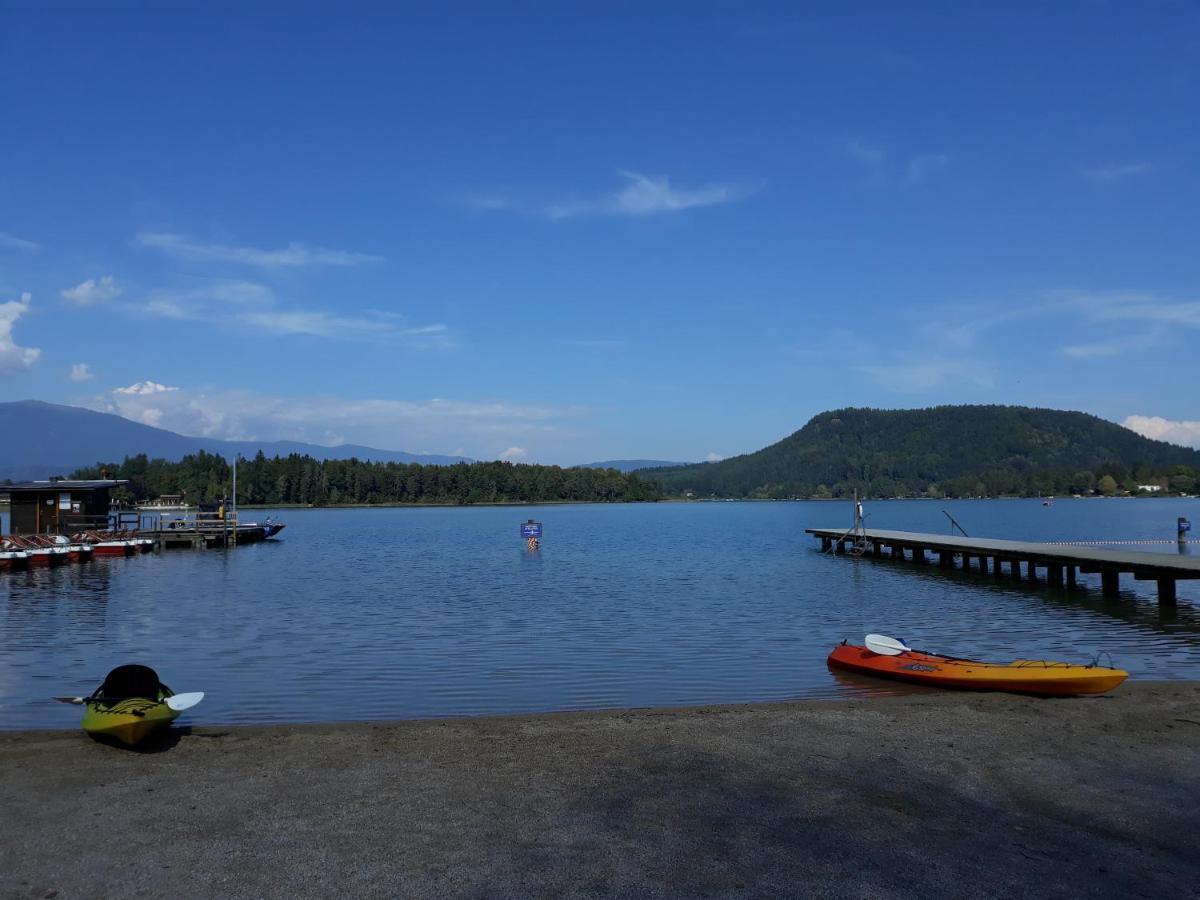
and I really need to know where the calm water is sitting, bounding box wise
[2,499,1198,730]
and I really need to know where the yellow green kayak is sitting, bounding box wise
[82,693,181,746]
[75,664,202,747]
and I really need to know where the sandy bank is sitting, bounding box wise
[3,683,1198,898]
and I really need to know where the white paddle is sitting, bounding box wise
[864,634,912,656]
[53,692,204,712]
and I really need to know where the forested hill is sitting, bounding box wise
[646,406,1200,499]
[68,452,662,505]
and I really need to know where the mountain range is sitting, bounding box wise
[645,405,1200,499]
[0,400,469,481]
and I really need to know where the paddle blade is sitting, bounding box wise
[52,696,85,705]
[166,692,204,712]
[865,634,911,656]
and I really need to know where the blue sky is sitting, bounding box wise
[2,1,1198,463]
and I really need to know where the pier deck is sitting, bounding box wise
[806,527,1198,605]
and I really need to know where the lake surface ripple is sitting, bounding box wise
[2,499,1198,729]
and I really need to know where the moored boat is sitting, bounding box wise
[4,535,68,566]
[828,636,1128,697]
[76,531,138,556]
[0,546,30,571]
[51,534,95,562]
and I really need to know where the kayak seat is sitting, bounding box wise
[90,664,171,706]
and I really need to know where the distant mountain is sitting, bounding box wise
[578,459,691,473]
[0,400,469,480]
[647,405,1200,499]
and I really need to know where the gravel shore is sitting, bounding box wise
[3,683,1198,899]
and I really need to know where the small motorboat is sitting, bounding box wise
[828,634,1127,697]
[76,531,138,556]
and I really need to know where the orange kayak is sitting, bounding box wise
[827,643,1127,696]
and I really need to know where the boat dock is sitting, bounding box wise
[806,527,1198,605]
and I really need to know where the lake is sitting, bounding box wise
[2,498,1198,730]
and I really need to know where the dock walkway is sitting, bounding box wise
[805,527,1198,605]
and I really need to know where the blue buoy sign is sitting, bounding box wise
[521,520,543,538]
[1180,517,1192,535]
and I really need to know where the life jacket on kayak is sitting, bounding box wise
[88,664,171,707]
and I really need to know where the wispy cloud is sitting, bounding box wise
[1122,415,1200,450]
[1061,330,1164,359]
[843,143,949,186]
[858,356,997,392]
[136,232,384,268]
[905,153,950,185]
[498,446,528,461]
[844,141,887,182]
[61,275,121,306]
[0,292,41,374]
[704,451,724,462]
[462,170,759,220]
[90,384,577,455]
[139,281,448,345]
[560,339,626,350]
[0,232,41,251]
[1081,163,1153,183]
[69,363,95,382]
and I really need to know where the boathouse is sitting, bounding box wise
[3,480,127,535]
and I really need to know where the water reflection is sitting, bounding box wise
[1,499,1198,730]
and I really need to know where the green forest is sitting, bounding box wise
[647,406,1200,500]
[69,451,663,506]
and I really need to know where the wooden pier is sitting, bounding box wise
[806,527,1198,606]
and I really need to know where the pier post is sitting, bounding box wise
[979,555,990,575]
[871,543,882,558]
[821,536,831,552]
[1047,564,1063,588]
[1157,579,1177,606]
[1101,570,1120,598]
[962,553,972,572]
[913,547,926,564]
[891,545,903,559]
[991,557,1003,578]
[1025,560,1038,583]
[836,540,846,554]
[1066,566,1077,590]
[938,550,951,568]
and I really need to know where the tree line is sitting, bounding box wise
[69,451,663,505]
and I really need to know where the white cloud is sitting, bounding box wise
[705,452,724,462]
[604,171,752,217]
[115,380,179,395]
[61,275,121,305]
[1081,163,1153,183]
[498,446,528,461]
[905,153,950,184]
[139,281,447,345]
[135,232,383,268]
[0,292,41,374]
[466,171,758,220]
[1123,415,1200,449]
[88,385,577,454]
[0,232,41,251]
[70,363,95,382]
